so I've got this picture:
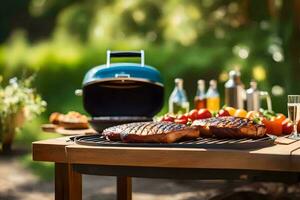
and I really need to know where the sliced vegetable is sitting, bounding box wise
[224,107,236,116]
[234,109,248,118]
[262,110,276,119]
[246,111,260,120]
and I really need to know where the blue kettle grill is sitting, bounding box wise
[77,50,164,132]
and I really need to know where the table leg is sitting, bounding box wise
[117,176,132,200]
[55,163,69,200]
[55,163,82,200]
[68,164,82,200]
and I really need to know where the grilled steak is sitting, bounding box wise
[192,116,266,138]
[102,121,199,143]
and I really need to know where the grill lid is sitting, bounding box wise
[83,50,163,86]
[79,50,164,117]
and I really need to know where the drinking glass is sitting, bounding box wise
[287,95,300,140]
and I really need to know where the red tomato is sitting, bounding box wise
[275,114,286,124]
[217,109,230,117]
[271,116,283,135]
[188,109,198,120]
[262,117,283,136]
[174,118,188,124]
[162,115,175,122]
[197,109,212,119]
[282,119,293,135]
[177,114,189,120]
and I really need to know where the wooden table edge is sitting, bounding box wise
[65,143,300,172]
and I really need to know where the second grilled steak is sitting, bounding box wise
[192,116,266,138]
[102,121,199,143]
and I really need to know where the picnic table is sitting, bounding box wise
[32,136,300,200]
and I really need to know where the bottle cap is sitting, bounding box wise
[197,79,205,88]
[250,80,257,89]
[209,79,217,86]
[209,79,217,89]
[175,78,183,87]
[229,70,241,78]
[197,79,205,85]
[175,78,183,83]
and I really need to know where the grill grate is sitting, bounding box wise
[74,134,276,150]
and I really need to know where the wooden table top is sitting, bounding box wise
[32,136,300,172]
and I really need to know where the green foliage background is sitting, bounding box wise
[1,0,300,148]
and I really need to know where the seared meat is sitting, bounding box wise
[192,116,266,138]
[102,121,199,143]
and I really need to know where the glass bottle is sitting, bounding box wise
[168,78,189,114]
[246,81,260,111]
[194,79,206,110]
[224,70,244,109]
[206,80,220,112]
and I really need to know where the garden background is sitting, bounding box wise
[1,0,300,181]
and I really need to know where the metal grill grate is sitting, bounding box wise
[74,134,276,150]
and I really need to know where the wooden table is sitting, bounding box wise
[32,137,300,200]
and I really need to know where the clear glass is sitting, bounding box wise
[287,95,300,140]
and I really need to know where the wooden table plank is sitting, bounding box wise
[66,141,300,172]
[32,137,72,163]
[31,136,300,172]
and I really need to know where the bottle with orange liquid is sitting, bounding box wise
[206,80,220,112]
[194,79,206,110]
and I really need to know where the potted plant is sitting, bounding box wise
[0,75,46,153]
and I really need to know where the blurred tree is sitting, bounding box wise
[0,0,299,114]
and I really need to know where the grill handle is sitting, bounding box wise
[106,50,144,67]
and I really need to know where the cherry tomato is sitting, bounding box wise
[162,115,175,122]
[217,109,230,117]
[188,109,198,120]
[282,119,293,135]
[174,118,188,124]
[197,109,212,119]
[177,114,189,120]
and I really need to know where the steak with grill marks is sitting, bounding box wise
[102,121,199,143]
[191,116,266,138]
